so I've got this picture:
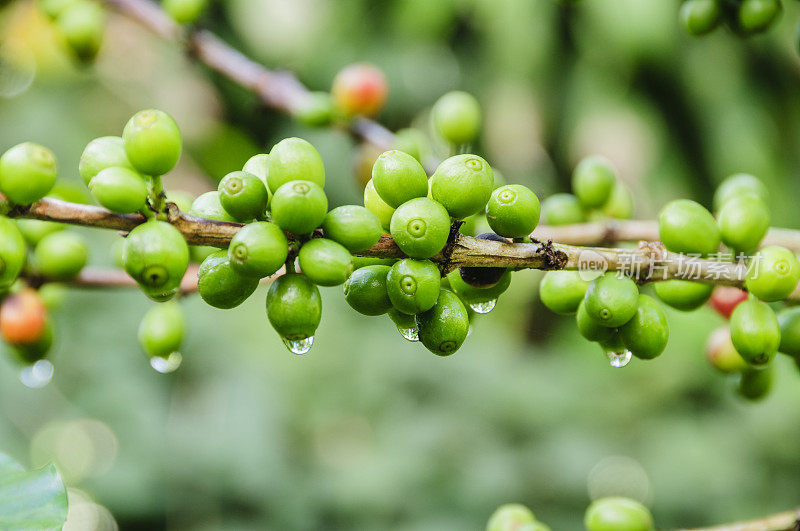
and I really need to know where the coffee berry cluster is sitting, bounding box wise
[0,98,798,393]
[486,496,654,531]
[680,0,783,37]
[36,0,212,63]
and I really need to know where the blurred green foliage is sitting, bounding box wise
[2,0,800,529]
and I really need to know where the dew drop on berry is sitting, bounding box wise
[398,325,419,342]
[283,336,314,355]
[19,360,53,388]
[149,352,183,373]
[469,299,497,314]
[606,350,632,368]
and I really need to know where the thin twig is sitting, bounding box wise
[680,507,800,531]
[104,0,400,153]
[7,196,800,299]
[533,220,800,253]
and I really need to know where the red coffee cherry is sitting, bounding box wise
[0,289,48,345]
[331,63,388,117]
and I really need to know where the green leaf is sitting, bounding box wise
[0,453,67,531]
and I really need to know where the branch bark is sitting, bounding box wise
[680,507,800,531]
[8,196,800,299]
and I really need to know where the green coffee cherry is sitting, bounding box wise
[371,150,428,208]
[228,221,288,278]
[388,308,419,340]
[390,197,451,259]
[162,0,207,24]
[717,195,769,254]
[33,231,88,280]
[0,142,57,205]
[416,289,469,356]
[432,91,481,146]
[517,523,551,531]
[576,299,618,343]
[584,497,654,531]
[266,273,322,340]
[138,301,184,358]
[539,271,589,315]
[364,179,395,232]
[572,156,616,208]
[352,256,398,270]
[293,92,336,127]
[447,267,511,305]
[189,191,236,222]
[486,184,540,238]
[619,294,669,360]
[541,193,585,225]
[745,246,800,302]
[321,205,382,253]
[458,233,509,288]
[39,283,66,311]
[190,245,216,264]
[197,250,259,309]
[122,109,182,176]
[243,153,269,187]
[394,128,427,163]
[271,180,328,235]
[430,154,494,219]
[658,199,720,255]
[57,1,105,62]
[218,170,269,222]
[122,220,189,301]
[602,182,634,220]
[242,154,272,206]
[730,298,780,366]
[89,167,148,213]
[653,280,713,311]
[713,173,768,211]
[39,0,80,19]
[598,327,626,353]
[10,320,54,364]
[680,0,722,35]
[16,219,63,246]
[583,273,639,328]
[343,265,392,316]
[79,136,134,186]
[267,137,325,193]
[48,182,89,204]
[738,366,773,401]
[297,238,353,287]
[486,503,536,531]
[706,326,749,373]
[778,307,800,359]
[0,216,27,288]
[737,0,781,34]
[386,259,441,314]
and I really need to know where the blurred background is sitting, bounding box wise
[2,0,800,529]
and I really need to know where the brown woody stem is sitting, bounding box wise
[8,196,800,300]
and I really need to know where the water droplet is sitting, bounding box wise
[150,352,183,373]
[283,336,314,355]
[469,299,497,314]
[467,325,473,337]
[19,360,53,388]
[606,350,632,368]
[398,326,419,342]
